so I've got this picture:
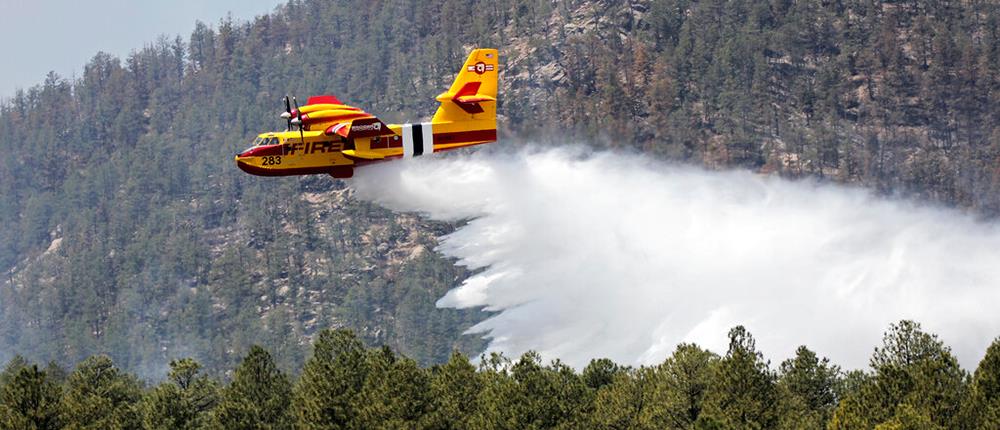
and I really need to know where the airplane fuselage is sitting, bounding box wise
[235,119,496,178]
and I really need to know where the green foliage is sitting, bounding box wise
[590,368,649,429]
[469,352,518,428]
[426,351,480,429]
[830,321,967,429]
[702,326,779,429]
[353,347,431,428]
[139,358,219,430]
[653,343,719,429]
[581,358,622,391]
[0,325,994,428]
[583,345,721,430]
[0,357,28,388]
[960,337,1000,429]
[775,346,840,428]
[293,329,368,428]
[59,355,142,430]
[509,351,590,428]
[211,346,292,429]
[873,403,942,430]
[0,364,61,430]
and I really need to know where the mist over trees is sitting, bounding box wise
[1,0,999,393]
[2,323,998,429]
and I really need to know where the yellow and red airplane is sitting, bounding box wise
[235,48,498,178]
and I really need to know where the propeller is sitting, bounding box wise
[281,95,292,131]
[293,96,305,146]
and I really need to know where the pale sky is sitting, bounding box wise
[0,0,285,99]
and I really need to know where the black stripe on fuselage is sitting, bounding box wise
[412,123,424,156]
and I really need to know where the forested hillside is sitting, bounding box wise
[2,0,1000,378]
[2,322,999,428]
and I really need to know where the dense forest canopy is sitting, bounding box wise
[1,0,999,385]
[2,322,999,428]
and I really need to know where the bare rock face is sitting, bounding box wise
[497,1,647,125]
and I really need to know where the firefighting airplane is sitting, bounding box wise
[235,48,498,178]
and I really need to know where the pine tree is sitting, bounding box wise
[352,346,431,428]
[652,343,719,429]
[468,352,518,429]
[582,358,623,391]
[0,364,61,430]
[211,346,292,429]
[960,337,1000,429]
[0,356,28,388]
[589,367,657,430]
[509,351,589,428]
[139,358,219,430]
[829,321,967,429]
[293,329,368,429]
[776,346,840,429]
[426,351,480,429]
[701,326,779,429]
[59,355,141,429]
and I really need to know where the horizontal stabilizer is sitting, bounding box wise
[455,95,496,103]
[435,81,496,115]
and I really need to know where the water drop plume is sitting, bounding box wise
[353,146,1000,369]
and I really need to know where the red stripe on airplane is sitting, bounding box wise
[238,144,284,157]
[432,129,497,144]
[236,160,352,177]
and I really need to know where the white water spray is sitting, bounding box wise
[353,147,1000,370]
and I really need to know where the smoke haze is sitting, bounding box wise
[353,146,1000,370]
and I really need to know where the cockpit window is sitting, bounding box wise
[251,137,282,147]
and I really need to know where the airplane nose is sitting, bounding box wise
[234,156,254,175]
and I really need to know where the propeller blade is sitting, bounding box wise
[293,97,305,144]
[293,97,303,124]
[284,96,292,131]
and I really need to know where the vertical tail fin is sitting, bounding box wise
[432,48,498,124]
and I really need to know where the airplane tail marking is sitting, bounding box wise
[432,48,498,123]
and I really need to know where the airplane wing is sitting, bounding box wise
[306,95,342,105]
[325,116,395,139]
[341,149,386,160]
[291,95,396,139]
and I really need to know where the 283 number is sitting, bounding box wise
[262,156,281,166]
